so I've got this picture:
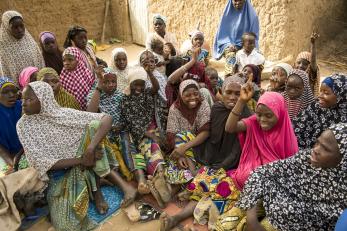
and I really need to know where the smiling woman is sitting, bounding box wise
[0,11,44,86]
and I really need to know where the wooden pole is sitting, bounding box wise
[101,0,110,44]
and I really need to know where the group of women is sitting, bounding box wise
[0,0,346,230]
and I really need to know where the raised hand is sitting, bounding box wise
[310,29,320,44]
[191,47,201,61]
[240,75,254,102]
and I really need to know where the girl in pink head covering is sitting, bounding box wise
[18,66,38,89]
[225,78,298,190]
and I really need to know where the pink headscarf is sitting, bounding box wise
[19,67,39,89]
[228,92,298,190]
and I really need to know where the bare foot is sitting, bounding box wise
[154,171,171,203]
[138,181,150,194]
[94,190,109,214]
[148,179,165,208]
[178,190,192,201]
[121,185,137,208]
[160,212,179,231]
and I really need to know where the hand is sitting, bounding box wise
[95,65,104,78]
[143,62,155,73]
[191,47,201,61]
[239,75,254,103]
[310,29,320,44]
[177,156,189,169]
[170,145,187,160]
[82,145,96,167]
[246,205,266,231]
[228,45,237,52]
[95,145,103,161]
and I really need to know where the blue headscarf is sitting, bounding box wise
[0,77,22,154]
[213,0,259,59]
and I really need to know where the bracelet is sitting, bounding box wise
[231,110,241,116]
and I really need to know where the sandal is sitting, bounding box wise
[137,203,161,222]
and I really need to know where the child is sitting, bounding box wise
[233,32,265,74]
[37,67,80,110]
[205,67,223,100]
[294,31,320,96]
[18,67,39,90]
[267,63,293,93]
[164,42,176,57]
[150,38,168,77]
[181,30,209,66]
[111,48,129,92]
[39,31,63,74]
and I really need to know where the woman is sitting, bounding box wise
[60,47,95,110]
[111,48,129,93]
[213,0,259,75]
[165,79,211,185]
[293,74,346,149]
[160,76,252,231]
[39,31,64,74]
[18,66,38,90]
[64,26,97,76]
[37,67,80,110]
[0,77,22,167]
[283,69,315,120]
[17,81,137,230]
[145,14,178,52]
[231,123,347,231]
[0,10,44,86]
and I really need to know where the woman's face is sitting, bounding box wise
[72,31,88,50]
[181,86,200,109]
[0,84,18,107]
[102,74,117,95]
[295,58,310,71]
[222,83,241,110]
[310,129,341,169]
[285,74,304,100]
[271,67,287,90]
[43,38,58,54]
[9,17,25,40]
[207,73,218,88]
[130,80,145,96]
[232,0,245,10]
[318,83,337,108]
[192,34,204,48]
[154,19,166,35]
[242,66,253,81]
[256,104,278,131]
[114,52,127,70]
[22,86,41,115]
[63,54,78,71]
[42,74,61,95]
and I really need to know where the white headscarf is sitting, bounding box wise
[275,63,293,77]
[17,81,104,180]
[111,47,129,92]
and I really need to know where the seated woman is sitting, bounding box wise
[282,69,315,120]
[165,79,210,185]
[18,67,38,90]
[0,77,23,168]
[17,81,137,231]
[160,76,252,231]
[39,31,63,74]
[215,82,299,230]
[37,67,80,110]
[230,123,347,231]
[267,63,293,93]
[111,48,129,93]
[121,66,169,208]
[60,47,95,110]
[293,74,346,149]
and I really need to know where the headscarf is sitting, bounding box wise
[243,64,261,86]
[39,31,63,74]
[0,11,44,86]
[110,48,129,92]
[229,92,299,189]
[194,77,252,168]
[152,14,167,25]
[18,67,38,89]
[237,123,347,231]
[283,69,315,119]
[0,77,22,154]
[37,67,59,81]
[275,62,293,77]
[60,47,95,110]
[213,0,259,59]
[190,30,204,40]
[296,51,311,63]
[16,81,104,180]
[293,74,347,149]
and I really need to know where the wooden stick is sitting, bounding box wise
[101,0,110,44]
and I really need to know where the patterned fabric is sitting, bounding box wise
[223,49,237,76]
[16,81,105,180]
[296,51,320,96]
[110,48,129,92]
[60,47,95,110]
[236,123,347,231]
[145,69,168,102]
[283,69,315,119]
[18,66,38,90]
[293,74,347,149]
[39,31,63,75]
[0,11,44,86]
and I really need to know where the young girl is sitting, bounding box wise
[293,74,346,149]
[181,30,209,66]
[282,69,315,120]
[0,77,22,168]
[18,67,38,90]
[60,47,95,110]
[111,48,129,93]
[37,67,80,110]
[267,63,293,93]
[39,31,63,74]
[149,38,168,77]
[17,81,137,230]
[121,66,169,207]
[294,31,320,96]
[205,67,223,100]
[216,84,298,230]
